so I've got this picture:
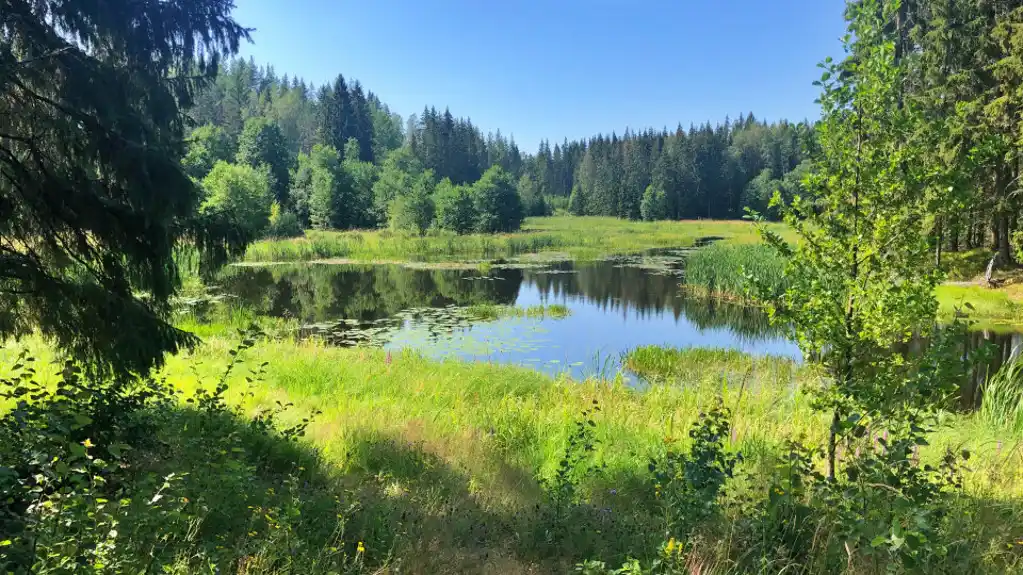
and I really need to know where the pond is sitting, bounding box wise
[215,252,1023,400]
[217,250,798,381]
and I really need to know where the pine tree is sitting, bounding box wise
[236,116,292,205]
[0,0,248,374]
[349,81,375,163]
[318,74,356,159]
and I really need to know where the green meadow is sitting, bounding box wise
[241,216,793,264]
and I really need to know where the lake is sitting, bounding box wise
[217,252,1022,400]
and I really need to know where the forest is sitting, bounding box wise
[184,56,815,237]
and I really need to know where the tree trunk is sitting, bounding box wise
[935,217,943,268]
[993,215,1001,253]
[998,212,1013,265]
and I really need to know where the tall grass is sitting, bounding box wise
[242,217,795,264]
[981,356,1023,433]
[683,242,787,299]
[467,303,573,320]
[6,334,1023,572]
[625,345,801,386]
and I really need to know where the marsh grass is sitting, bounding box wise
[242,217,793,264]
[467,303,572,320]
[981,357,1023,433]
[682,242,787,300]
[625,345,801,386]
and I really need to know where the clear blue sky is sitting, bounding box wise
[234,0,848,151]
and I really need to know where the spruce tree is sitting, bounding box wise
[236,116,291,205]
[349,81,375,163]
[0,0,248,374]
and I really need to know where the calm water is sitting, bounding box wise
[218,253,798,381]
[217,255,1023,398]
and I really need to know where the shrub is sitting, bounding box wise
[640,185,668,221]
[434,178,477,234]
[0,330,370,574]
[649,400,739,538]
[265,202,304,239]
[473,165,523,233]
[201,161,274,240]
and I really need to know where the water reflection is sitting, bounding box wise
[217,260,798,380]
[959,329,1022,410]
[219,265,520,322]
[216,261,1023,398]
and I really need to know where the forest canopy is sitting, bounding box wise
[185,57,815,237]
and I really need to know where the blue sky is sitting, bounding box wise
[234,1,848,151]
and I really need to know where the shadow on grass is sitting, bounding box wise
[108,409,1023,574]
[5,386,1022,575]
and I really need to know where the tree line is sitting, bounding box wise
[181,57,815,240]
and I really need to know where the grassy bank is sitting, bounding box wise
[6,335,1022,573]
[682,241,1023,328]
[241,217,792,264]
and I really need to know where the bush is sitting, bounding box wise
[473,165,523,233]
[434,178,477,234]
[265,202,304,238]
[640,185,668,221]
[201,161,273,240]
[0,331,371,574]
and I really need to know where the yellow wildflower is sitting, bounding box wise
[82,438,94,448]
[357,541,365,554]
[666,537,676,554]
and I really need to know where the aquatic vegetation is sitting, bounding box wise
[682,242,787,300]
[981,358,1023,433]
[468,303,572,320]
[624,345,801,386]
[242,217,794,264]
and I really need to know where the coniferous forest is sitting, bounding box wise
[185,58,816,234]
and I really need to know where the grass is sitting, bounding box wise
[981,358,1023,434]
[467,303,572,320]
[5,334,1023,573]
[625,345,803,385]
[936,284,1023,326]
[675,237,1023,328]
[682,242,787,300]
[241,217,794,264]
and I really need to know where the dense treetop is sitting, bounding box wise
[0,0,249,374]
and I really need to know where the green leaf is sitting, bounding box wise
[68,443,87,459]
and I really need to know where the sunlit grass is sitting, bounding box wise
[5,333,1023,571]
[467,303,572,320]
[936,284,1023,327]
[241,217,794,264]
[682,242,787,300]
